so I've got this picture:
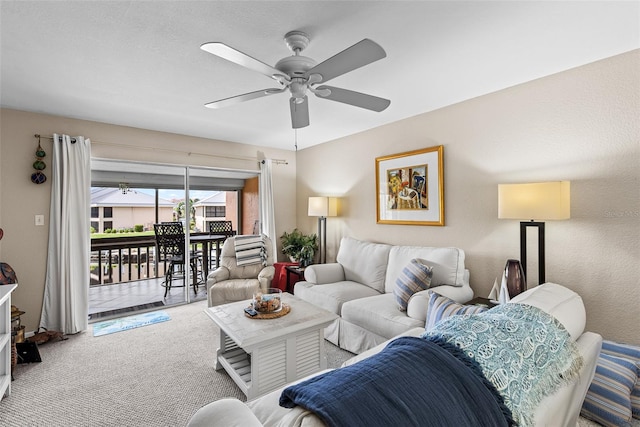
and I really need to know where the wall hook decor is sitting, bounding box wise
[31,134,47,184]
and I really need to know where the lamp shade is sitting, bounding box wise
[498,181,570,220]
[308,196,338,217]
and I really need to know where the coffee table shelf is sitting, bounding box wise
[206,293,337,400]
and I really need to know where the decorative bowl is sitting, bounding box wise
[253,288,283,313]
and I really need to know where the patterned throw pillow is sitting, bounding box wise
[581,353,637,426]
[393,259,433,311]
[600,340,640,419]
[424,291,488,331]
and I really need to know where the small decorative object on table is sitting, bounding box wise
[253,288,283,314]
[504,259,526,298]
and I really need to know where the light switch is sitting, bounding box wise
[35,215,45,226]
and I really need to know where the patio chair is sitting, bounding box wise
[208,221,236,268]
[208,220,235,237]
[154,222,203,297]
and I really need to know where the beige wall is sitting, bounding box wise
[0,110,297,331]
[296,50,640,345]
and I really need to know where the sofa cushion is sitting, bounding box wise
[425,291,489,331]
[294,281,380,316]
[384,246,466,293]
[336,237,391,293]
[341,293,424,340]
[599,340,640,419]
[393,259,433,311]
[509,282,585,341]
[581,353,637,427]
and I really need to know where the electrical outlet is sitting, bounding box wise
[35,215,45,226]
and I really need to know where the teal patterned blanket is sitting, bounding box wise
[422,303,583,426]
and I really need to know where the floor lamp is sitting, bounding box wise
[308,196,338,264]
[498,181,570,286]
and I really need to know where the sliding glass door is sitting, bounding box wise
[89,159,259,319]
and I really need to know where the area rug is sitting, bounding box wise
[93,310,171,336]
[89,300,165,321]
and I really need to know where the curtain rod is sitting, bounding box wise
[35,133,76,144]
[34,134,288,164]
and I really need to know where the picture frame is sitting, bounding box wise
[375,145,444,226]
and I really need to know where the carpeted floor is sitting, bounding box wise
[0,300,353,427]
[2,299,634,427]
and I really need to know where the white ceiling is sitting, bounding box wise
[1,1,638,151]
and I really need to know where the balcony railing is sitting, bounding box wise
[91,235,159,285]
[90,233,215,286]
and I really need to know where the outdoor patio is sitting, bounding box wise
[89,275,208,322]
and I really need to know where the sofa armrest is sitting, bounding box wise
[258,265,276,291]
[405,285,474,323]
[303,263,345,285]
[406,290,431,322]
[188,398,263,427]
[206,266,230,291]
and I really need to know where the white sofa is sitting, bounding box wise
[294,237,474,354]
[188,283,603,427]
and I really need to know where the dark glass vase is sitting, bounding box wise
[504,259,526,298]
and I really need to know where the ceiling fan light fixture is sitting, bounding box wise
[289,79,308,98]
[202,30,389,128]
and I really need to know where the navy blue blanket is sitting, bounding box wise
[279,337,513,427]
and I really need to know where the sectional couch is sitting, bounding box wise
[293,236,474,354]
[188,283,602,427]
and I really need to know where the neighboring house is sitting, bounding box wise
[90,188,174,232]
[192,191,228,232]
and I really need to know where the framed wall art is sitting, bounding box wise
[375,145,444,226]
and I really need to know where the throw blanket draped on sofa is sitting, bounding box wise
[279,336,513,427]
[423,303,583,426]
[234,235,267,266]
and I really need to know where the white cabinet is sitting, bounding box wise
[0,283,17,401]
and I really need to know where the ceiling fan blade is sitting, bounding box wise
[315,85,390,112]
[205,88,284,109]
[201,42,286,82]
[290,96,310,129]
[306,39,386,84]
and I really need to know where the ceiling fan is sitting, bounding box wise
[200,31,390,129]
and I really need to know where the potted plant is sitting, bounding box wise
[280,229,318,267]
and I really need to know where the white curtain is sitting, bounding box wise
[259,159,277,257]
[40,134,91,334]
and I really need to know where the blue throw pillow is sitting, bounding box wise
[424,290,488,331]
[600,340,640,420]
[394,259,433,311]
[581,353,637,426]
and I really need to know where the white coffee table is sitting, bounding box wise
[205,292,338,400]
